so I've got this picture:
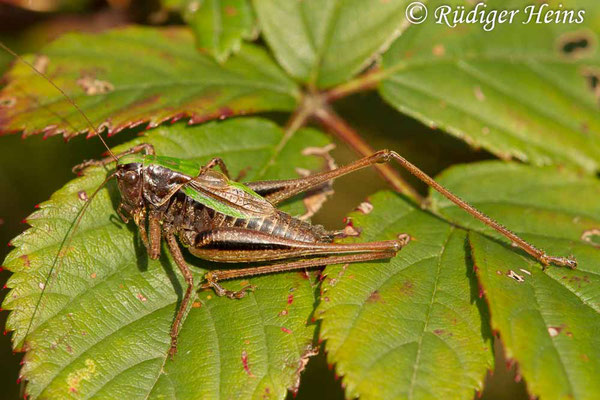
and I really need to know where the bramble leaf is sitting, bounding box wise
[317,161,600,400]
[0,27,299,139]
[185,0,256,63]
[379,0,600,173]
[431,161,600,400]
[2,118,330,399]
[317,191,493,400]
[254,0,411,88]
[163,0,256,63]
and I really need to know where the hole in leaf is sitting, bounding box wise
[0,97,16,108]
[558,31,596,59]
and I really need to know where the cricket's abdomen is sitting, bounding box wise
[164,191,336,262]
[209,208,330,243]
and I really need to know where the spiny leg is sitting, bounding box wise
[191,227,408,298]
[164,233,195,358]
[201,251,397,299]
[246,151,387,205]
[190,227,405,263]
[379,150,576,268]
[248,150,576,268]
[73,143,155,173]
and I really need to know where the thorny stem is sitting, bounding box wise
[313,103,424,203]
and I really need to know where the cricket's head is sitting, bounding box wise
[115,162,144,208]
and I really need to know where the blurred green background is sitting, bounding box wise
[0,1,529,399]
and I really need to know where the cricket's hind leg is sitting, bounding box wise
[192,227,411,299]
[248,150,576,269]
[201,251,399,300]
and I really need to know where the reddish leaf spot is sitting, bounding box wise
[225,5,237,16]
[433,329,445,335]
[241,350,254,377]
[399,280,414,296]
[19,255,30,268]
[367,290,382,303]
[432,44,445,56]
[281,327,292,334]
[78,190,88,202]
[297,270,310,280]
[287,294,294,305]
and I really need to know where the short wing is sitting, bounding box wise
[184,176,276,219]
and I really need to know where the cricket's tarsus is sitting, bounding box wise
[0,41,577,366]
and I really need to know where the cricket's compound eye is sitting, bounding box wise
[124,170,138,184]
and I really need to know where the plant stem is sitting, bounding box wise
[323,68,387,102]
[257,95,314,177]
[313,104,423,203]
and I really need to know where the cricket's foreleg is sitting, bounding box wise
[136,210,151,253]
[200,251,397,299]
[164,233,195,358]
[72,143,156,173]
[147,211,162,260]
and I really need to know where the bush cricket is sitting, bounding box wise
[0,43,577,360]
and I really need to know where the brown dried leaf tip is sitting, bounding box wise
[289,345,319,395]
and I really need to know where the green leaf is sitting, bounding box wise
[431,161,600,400]
[0,27,299,139]
[183,0,257,63]
[2,117,331,399]
[379,0,600,173]
[317,191,492,400]
[253,0,411,88]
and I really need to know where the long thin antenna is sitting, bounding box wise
[19,172,116,351]
[0,42,117,162]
